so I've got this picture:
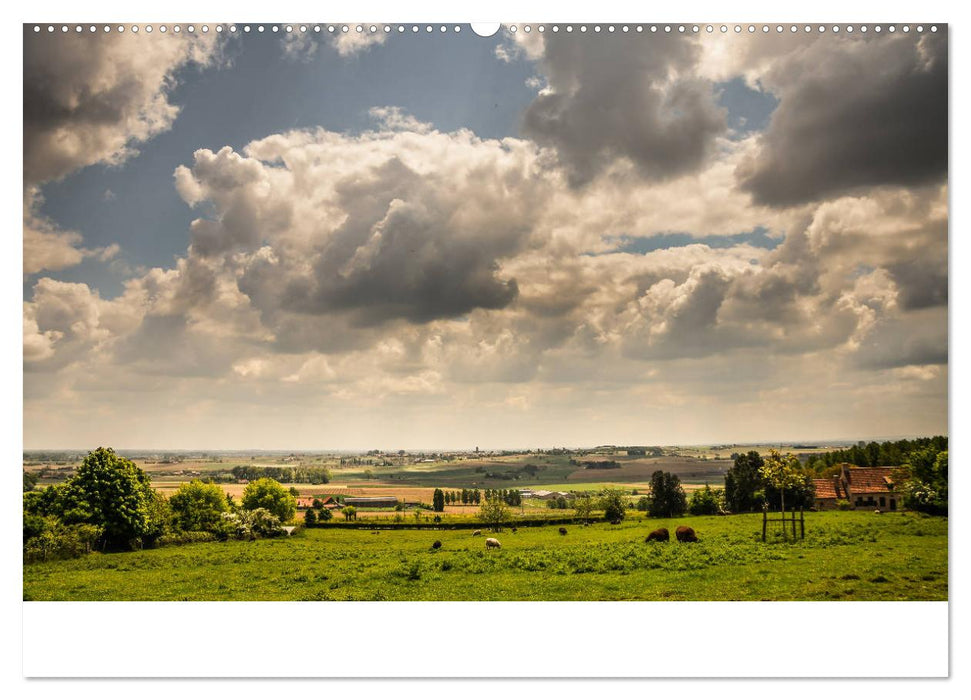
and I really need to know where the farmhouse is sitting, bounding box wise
[813,464,903,511]
[343,496,399,508]
[530,490,573,501]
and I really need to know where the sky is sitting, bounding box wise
[22,24,948,450]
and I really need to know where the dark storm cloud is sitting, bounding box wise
[23,29,220,185]
[738,32,948,207]
[521,32,726,185]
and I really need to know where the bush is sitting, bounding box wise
[23,519,103,563]
[635,496,651,512]
[169,480,228,532]
[156,531,217,547]
[836,499,852,511]
[688,485,722,516]
[318,508,333,522]
[241,478,297,521]
[304,508,318,526]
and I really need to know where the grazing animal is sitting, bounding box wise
[646,527,669,542]
[485,538,501,549]
[558,527,568,535]
[675,525,698,543]
[874,509,882,515]
[431,540,442,549]
[472,530,481,537]
[609,519,622,525]
[511,527,518,533]
[370,530,380,535]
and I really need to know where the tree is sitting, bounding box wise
[241,478,297,521]
[318,507,333,521]
[312,498,324,509]
[900,449,947,515]
[648,471,687,518]
[472,489,481,505]
[478,499,510,532]
[433,488,445,512]
[23,471,38,492]
[688,485,722,516]
[169,480,229,532]
[596,488,627,521]
[724,451,765,513]
[573,495,595,521]
[759,450,805,516]
[304,508,317,526]
[56,447,159,549]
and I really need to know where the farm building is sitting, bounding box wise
[530,490,573,501]
[296,496,337,509]
[813,464,903,511]
[343,496,399,508]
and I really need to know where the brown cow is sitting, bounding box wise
[675,525,698,543]
[645,527,669,542]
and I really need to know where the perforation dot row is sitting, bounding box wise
[31,24,941,35]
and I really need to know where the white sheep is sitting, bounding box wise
[485,538,501,549]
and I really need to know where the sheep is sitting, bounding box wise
[675,525,699,543]
[646,527,670,542]
[472,530,482,537]
[485,538,502,549]
[558,527,568,535]
[511,527,518,533]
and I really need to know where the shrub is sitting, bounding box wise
[304,508,318,526]
[318,508,333,522]
[169,480,229,532]
[688,485,722,516]
[156,531,217,547]
[836,499,852,511]
[23,519,103,563]
[241,478,297,521]
[635,496,651,512]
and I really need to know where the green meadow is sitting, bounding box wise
[23,510,946,602]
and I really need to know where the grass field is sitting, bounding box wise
[23,511,947,602]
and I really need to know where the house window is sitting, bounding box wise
[856,498,863,506]
[880,497,886,508]
[890,499,897,511]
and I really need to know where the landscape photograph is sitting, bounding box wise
[22,22,948,603]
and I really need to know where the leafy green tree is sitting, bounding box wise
[304,508,317,526]
[318,507,333,521]
[724,451,765,513]
[759,450,806,515]
[648,471,687,518]
[23,471,38,492]
[600,488,628,522]
[472,489,481,505]
[688,485,722,516]
[478,499,510,532]
[312,498,324,509]
[433,488,445,512]
[341,506,357,521]
[56,447,159,549]
[635,496,651,512]
[169,480,229,532]
[241,478,297,521]
[900,449,947,515]
[573,495,595,521]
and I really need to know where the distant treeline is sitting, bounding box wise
[581,461,622,470]
[803,436,948,473]
[231,465,331,484]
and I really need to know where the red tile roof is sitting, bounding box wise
[813,478,840,499]
[844,467,897,494]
